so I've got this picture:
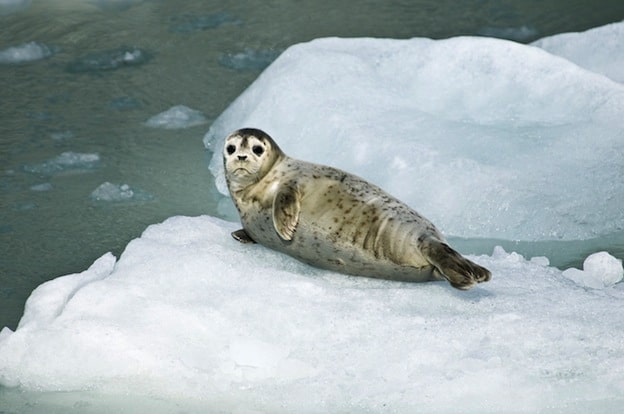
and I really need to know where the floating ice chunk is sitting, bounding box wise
[529,256,550,267]
[562,251,624,289]
[13,202,36,211]
[23,152,100,175]
[0,0,30,15]
[203,33,624,241]
[532,21,624,83]
[66,46,151,73]
[90,182,152,203]
[108,96,141,110]
[477,25,538,41]
[169,12,240,33]
[145,105,207,129]
[0,41,52,64]
[1,216,623,412]
[91,182,133,202]
[29,183,53,192]
[49,130,74,141]
[16,252,116,331]
[219,49,281,71]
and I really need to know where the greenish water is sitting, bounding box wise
[1,0,624,333]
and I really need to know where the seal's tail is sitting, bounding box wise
[418,236,491,290]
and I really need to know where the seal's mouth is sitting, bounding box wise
[231,167,250,175]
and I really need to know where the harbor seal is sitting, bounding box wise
[223,128,491,290]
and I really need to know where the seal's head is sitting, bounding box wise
[223,128,284,192]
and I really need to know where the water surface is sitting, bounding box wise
[1,0,624,331]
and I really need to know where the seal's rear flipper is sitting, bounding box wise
[418,236,491,290]
[232,229,256,244]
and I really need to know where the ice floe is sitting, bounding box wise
[90,182,152,203]
[2,21,624,414]
[0,216,622,412]
[22,152,100,176]
[204,30,624,242]
[66,46,151,73]
[144,105,208,129]
[0,41,52,64]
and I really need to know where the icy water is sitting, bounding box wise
[1,0,624,335]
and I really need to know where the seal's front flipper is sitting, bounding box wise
[418,236,491,290]
[231,229,256,244]
[272,183,300,241]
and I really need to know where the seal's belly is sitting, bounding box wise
[242,190,440,283]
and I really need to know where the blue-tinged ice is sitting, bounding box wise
[219,49,282,71]
[90,182,153,203]
[29,183,53,192]
[532,20,624,83]
[0,41,52,64]
[0,216,622,412]
[2,22,624,414]
[22,152,100,176]
[477,25,538,41]
[66,47,151,73]
[108,96,142,111]
[204,27,624,242]
[49,130,74,141]
[145,105,207,129]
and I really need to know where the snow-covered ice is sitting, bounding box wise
[22,152,100,176]
[532,21,624,83]
[0,42,52,64]
[0,216,622,412]
[562,251,624,289]
[204,26,624,242]
[144,105,207,129]
[2,22,624,413]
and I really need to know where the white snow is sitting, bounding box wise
[2,22,624,413]
[562,251,624,289]
[532,20,624,83]
[0,216,623,412]
[145,105,208,129]
[204,28,624,242]
[0,41,52,64]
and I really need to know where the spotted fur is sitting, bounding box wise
[223,128,491,290]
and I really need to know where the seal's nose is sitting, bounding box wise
[238,155,247,161]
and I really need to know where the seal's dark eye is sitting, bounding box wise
[226,145,236,155]
[252,145,264,156]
